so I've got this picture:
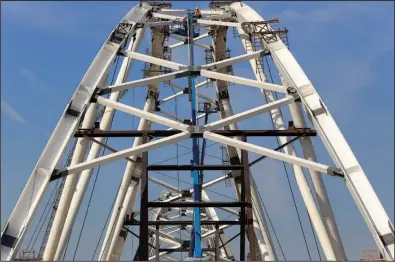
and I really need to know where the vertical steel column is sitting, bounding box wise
[241,139,257,261]
[53,28,146,261]
[187,11,202,257]
[240,150,246,262]
[139,150,149,261]
[215,224,220,261]
[236,25,336,261]
[43,102,99,261]
[155,225,160,261]
[100,26,167,261]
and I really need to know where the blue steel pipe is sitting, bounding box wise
[187,11,202,257]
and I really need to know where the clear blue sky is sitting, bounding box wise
[1,1,394,260]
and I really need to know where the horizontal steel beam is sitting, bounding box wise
[197,19,241,28]
[201,50,265,70]
[159,248,216,253]
[53,132,190,178]
[101,70,188,94]
[74,129,317,137]
[204,131,331,174]
[124,220,242,226]
[201,69,289,93]
[204,96,295,131]
[97,97,190,131]
[147,165,244,171]
[147,202,251,208]
[121,50,188,70]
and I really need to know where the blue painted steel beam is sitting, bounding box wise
[186,11,202,258]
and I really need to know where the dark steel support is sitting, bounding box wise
[155,224,160,261]
[249,136,301,167]
[124,220,244,226]
[75,129,316,138]
[147,165,244,171]
[219,232,241,249]
[215,224,220,261]
[147,202,251,208]
[242,140,257,261]
[240,150,246,261]
[139,150,149,261]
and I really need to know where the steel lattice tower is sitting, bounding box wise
[1,1,394,261]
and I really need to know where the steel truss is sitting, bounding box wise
[1,1,393,262]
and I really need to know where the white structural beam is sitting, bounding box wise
[157,9,188,14]
[200,10,224,15]
[204,131,331,174]
[149,176,182,193]
[52,28,147,261]
[0,4,150,261]
[169,33,187,42]
[45,103,99,261]
[194,42,212,50]
[145,21,174,27]
[100,27,176,261]
[63,132,190,176]
[201,69,288,93]
[158,91,184,105]
[104,70,187,94]
[237,26,342,260]
[200,13,232,20]
[97,97,189,131]
[152,12,184,22]
[202,50,265,70]
[168,81,217,105]
[211,26,275,261]
[204,96,294,131]
[121,51,188,70]
[196,79,213,88]
[168,33,211,50]
[197,19,241,28]
[233,3,394,260]
[202,175,229,189]
[157,109,181,122]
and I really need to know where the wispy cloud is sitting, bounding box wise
[1,100,26,124]
[1,2,136,38]
[1,99,50,136]
[18,67,38,85]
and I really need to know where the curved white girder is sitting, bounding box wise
[2,2,393,261]
[1,3,150,261]
[231,2,394,260]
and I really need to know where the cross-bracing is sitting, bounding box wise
[1,1,394,261]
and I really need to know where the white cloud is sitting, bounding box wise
[18,67,39,85]
[1,2,135,38]
[1,100,26,124]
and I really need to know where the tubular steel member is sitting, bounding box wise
[187,11,203,258]
[0,5,150,260]
[99,25,169,261]
[43,102,99,261]
[238,17,347,260]
[211,25,277,261]
[52,28,146,261]
[232,2,394,260]
[236,25,339,260]
[2,2,393,261]
[133,151,251,261]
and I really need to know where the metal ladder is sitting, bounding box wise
[221,146,231,188]
[232,26,240,39]
[245,36,266,82]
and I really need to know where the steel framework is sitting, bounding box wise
[1,1,394,261]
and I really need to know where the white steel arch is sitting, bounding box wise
[1,1,393,261]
